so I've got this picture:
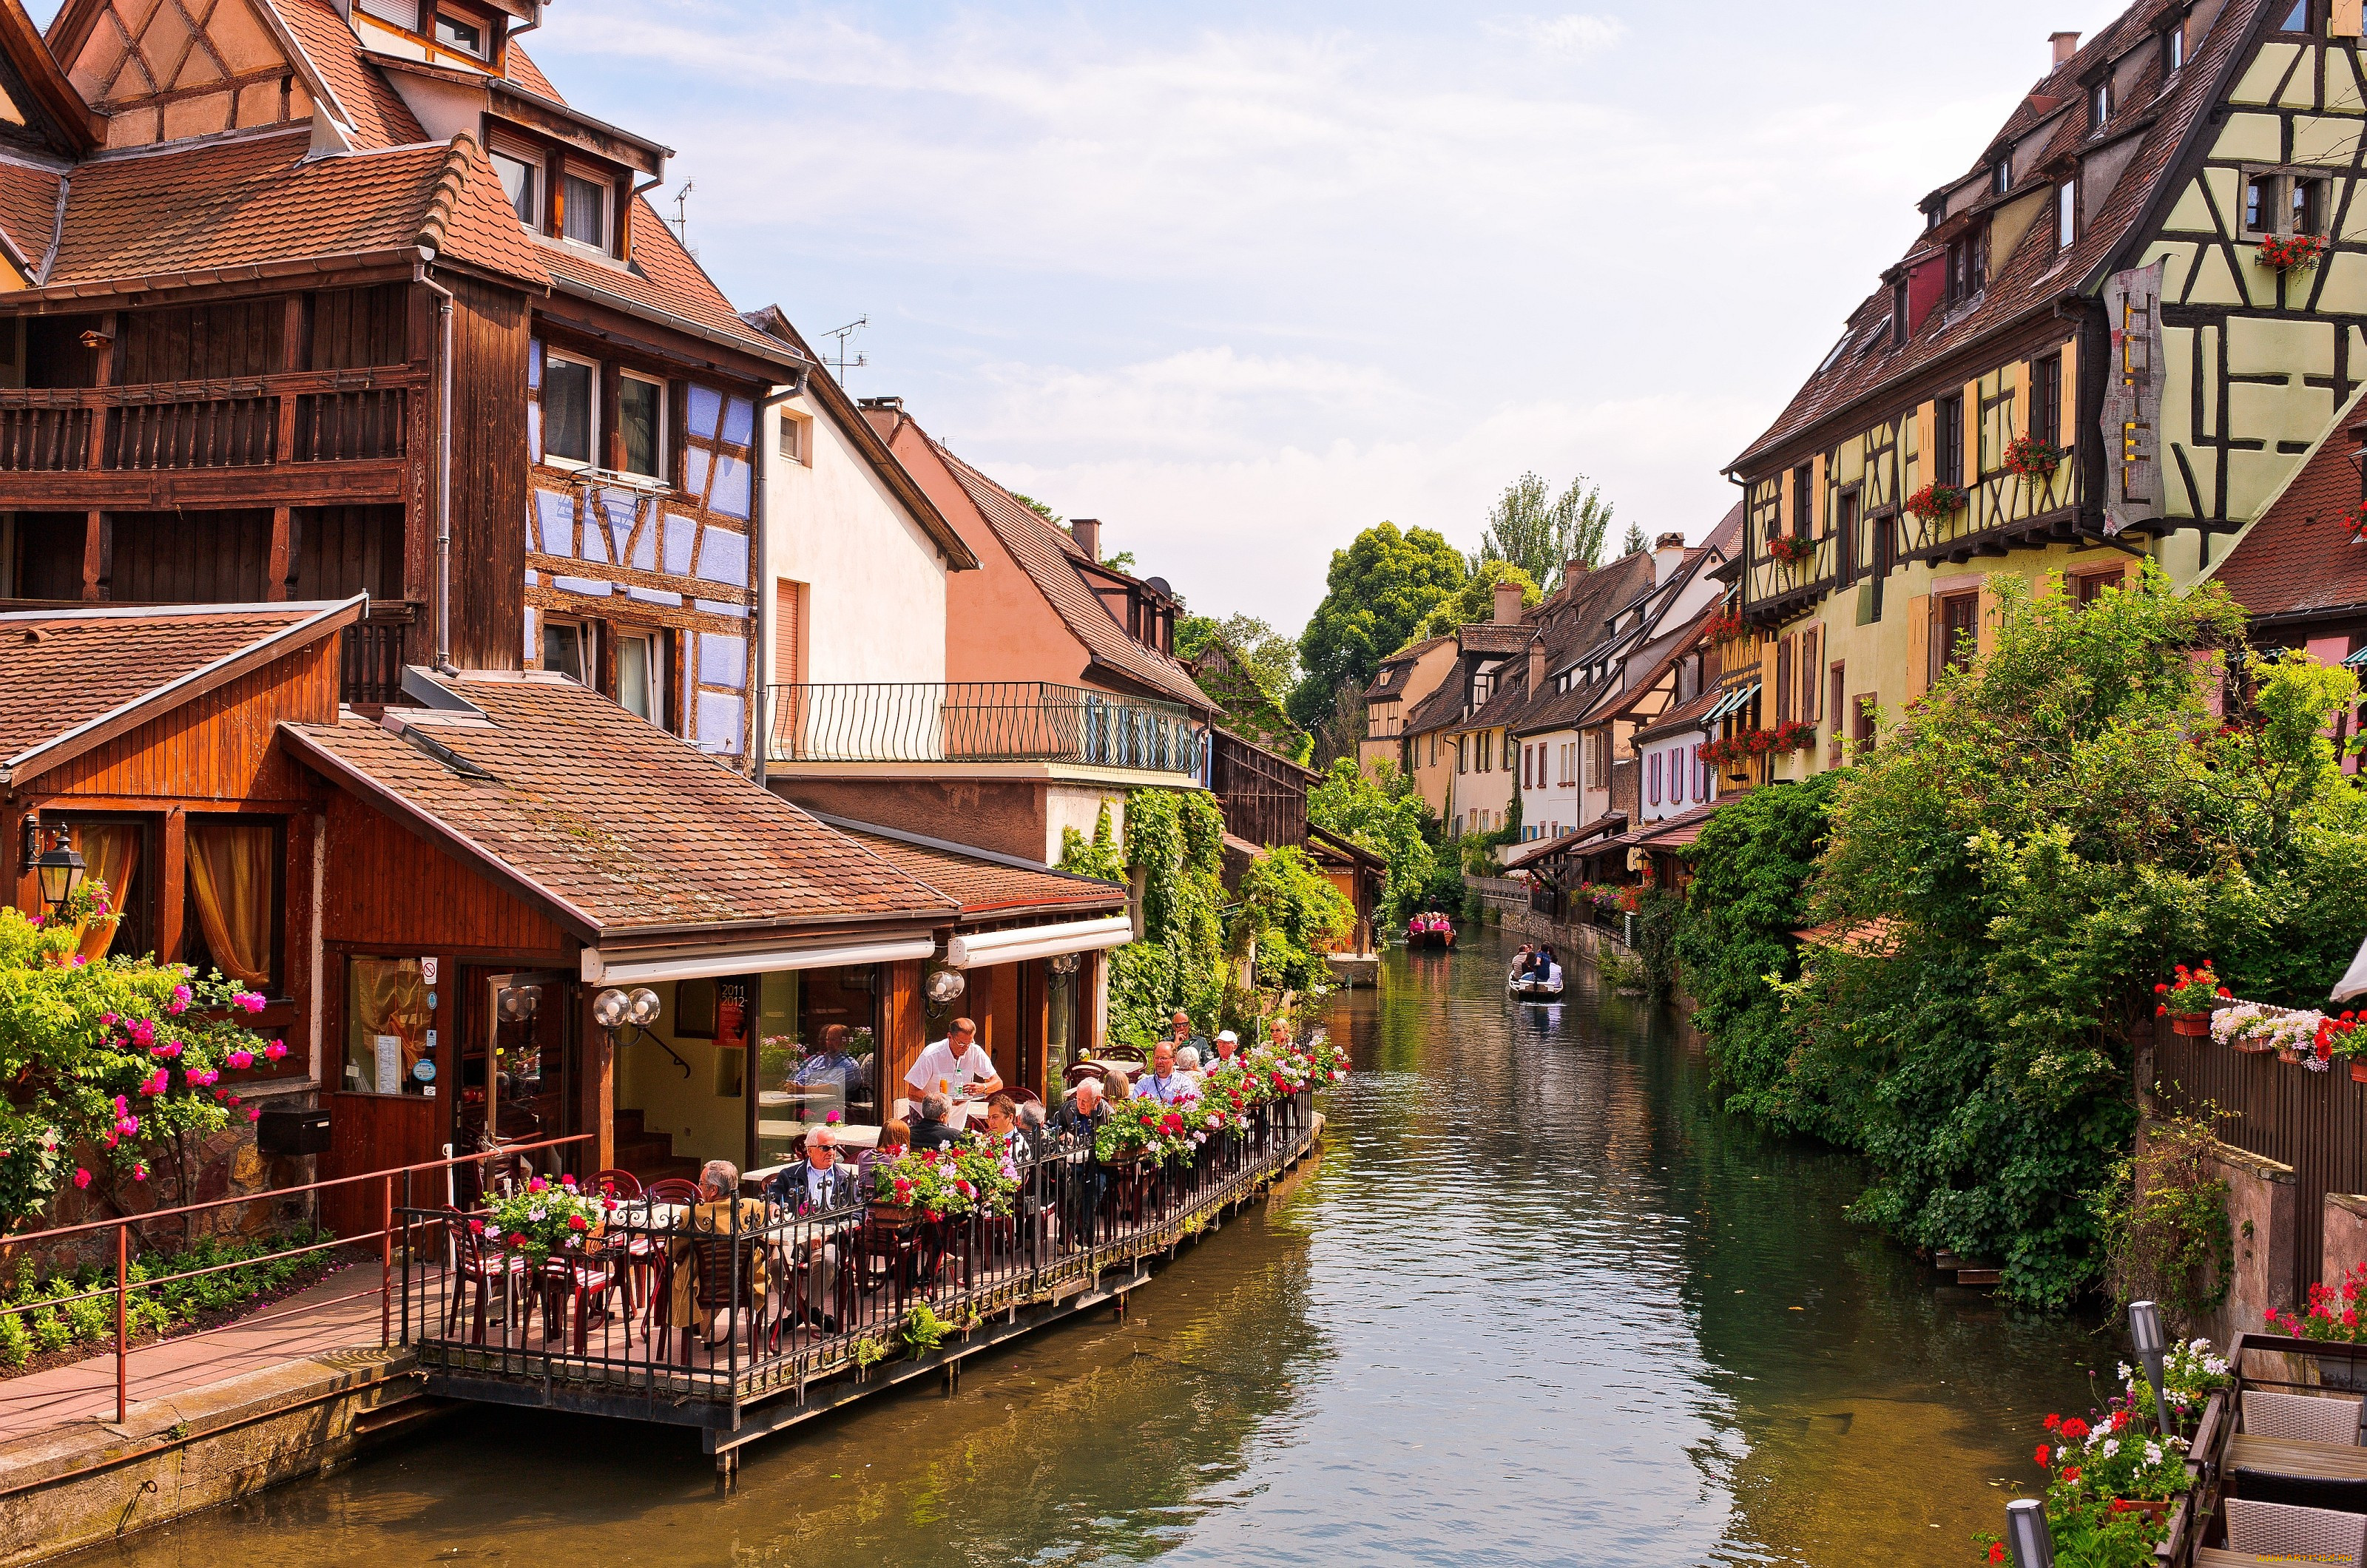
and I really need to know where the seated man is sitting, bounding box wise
[669,1159,769,1350]
[765,1129,857,1330]
[1138,1041,1189,1104]
[1047,1076,1112,1243]
[790,1024,865,1118]
[1208,1030,1242,1071]
[910,1091,965,1152]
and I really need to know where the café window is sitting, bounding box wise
[180,817,283,995]
[561,173,609,251]
[542,350,595,466]
[617,629,663,722]
[342,957,432,1097]
[752,966,880,1170]
[541,618,587,682]
[490,150,538,226]
[54,815,153,964]
[618,371,665,479]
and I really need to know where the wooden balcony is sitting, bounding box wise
[0,367,419,507]
[338,603,418,708]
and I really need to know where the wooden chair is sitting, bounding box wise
[2222,1497,2367,1566]
[587,1169,642,1199]
[2246,1389,2365,1445]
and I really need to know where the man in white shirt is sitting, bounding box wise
[905,1016,1002,1126]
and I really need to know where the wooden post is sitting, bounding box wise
[267,506,291,601]
[158,807,185,963]
[78,510,103,601]
[113,1225,127,1422]
[578,981,612,1174]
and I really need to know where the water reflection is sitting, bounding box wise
[81,927,2104,1568]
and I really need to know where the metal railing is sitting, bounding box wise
[396,1089,1317,1425]
[0,1132,591,1425]
[765,681,1206,775]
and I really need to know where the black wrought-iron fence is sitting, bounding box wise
[763,681,1205,776]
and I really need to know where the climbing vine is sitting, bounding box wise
[1061,789,1232,1045]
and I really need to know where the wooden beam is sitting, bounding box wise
[0,459,408,510]
[268,504,291,601]
[159,805,186,964]
[78,509,101,601]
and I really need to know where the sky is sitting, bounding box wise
[36,0,2141,632]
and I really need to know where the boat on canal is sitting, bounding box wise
[1507,965,1564,1001]
[1406,912,1456,949]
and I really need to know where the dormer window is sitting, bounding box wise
[2164,25,2184,72]
[435,10,485,57]
[1991,160,2011,195]
[2092,81,2110,127]
[1891,278,1909,347]
[561,173,609,251]
[2056,180,2076,249]
[1945,224,1987,305]
[490,150,538,226]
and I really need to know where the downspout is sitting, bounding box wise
[753,370,812,787]
[417,264,458,674]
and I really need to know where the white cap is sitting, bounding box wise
[1216,1030,1238,1043]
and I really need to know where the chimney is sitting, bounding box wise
[1493,579,1524,624]
[1564,556,1588,587]
[1070,517,1101,561]
[1527,635,1546,697]
[2050,30,2080,67]
[1652,531,1687,584]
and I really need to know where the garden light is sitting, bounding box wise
[2003,1498,2054,1568]
[626,987,661,1027]
[33,827,82,918]
[2129,1299,2174,1436]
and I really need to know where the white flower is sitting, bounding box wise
[2144,1442,2163,1464]
[2102,1439,2119,1459]
[527,1206,546,1221]
[2118,1362,2133,1381]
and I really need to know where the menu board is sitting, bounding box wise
[374,1034,402,1095]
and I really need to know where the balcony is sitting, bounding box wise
[764,682,1205,778]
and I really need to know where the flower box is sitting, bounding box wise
[2170,1012,2212,1037]
[868,1201,917,1227]
[1765,534,1814,567]
[2003,434,2064,481]
[1904,481,1966,523]
[2259,232,2328,271]
[2351,1060,2367,1085]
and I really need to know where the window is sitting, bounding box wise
[1775,635,1795,723]
[435,10,484,55]
[618,371,664,479]
[1650,752,1661,805]
[1946,226,1986,305]
[2244,170,2326,240]
[2074,566,2125,606]
[57,816,151,964]
[542,351,595,466]
[1790,462,1814,539]
[774,578,807,686]
[2294,176,2324,237]
[541,618,587,682]
[490,151,537,226]
[343,956,430,1097]
[1836,490,1859,587]
[2246,172,2272,234]
[1992,159,2011,195]
[617,631,663,722]
[1457,736,1467,775]
[1939,592,1980,675]
[2030,352,2062,448]
[1891,278,1909,347]
[2093,81,2110,127]
[1800,625,1821,721]
[1829,664,1846,759]
[2165,24,2184,72]
[2057,181,2076,250]
[2276,0,2312,30]
[778,410,811,465]
[1936,393,1965,487]
[561,173,609,250]
[183,817,283,996]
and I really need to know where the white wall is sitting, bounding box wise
[1518,731,1581,841]
[762,393,949,692]
[1640,730,1711,822]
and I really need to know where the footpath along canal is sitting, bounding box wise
[75,926,2104,1567]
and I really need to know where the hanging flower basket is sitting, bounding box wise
[1702,606,1746,643]
[2337,503,2367,544]
[1765,534,1815,567]
[2259,232,2328,271]
[1904,482,1966,523]
[2002,434,2064,481]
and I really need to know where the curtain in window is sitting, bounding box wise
[348,958,429,1092]
[72,822,139,956]
[186,820,274,990]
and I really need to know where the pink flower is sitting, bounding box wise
[70,955,86,967]
[100,1013,118,1028]
[225,1049,254,1069]
[527,1177,547,1194]
[223,1094,239,1107]
[115,1114,138,1136]
[262,1041,287,1062]
[139,1069,168,1095]
[112,1095,129,1115]
[132,1163,147,1183]
[825,1110,842,1125]
[166,986,192,1016]
[246,1107,260,1123]
[232,992,266,1014]
[72,1168,90,1189]
[126,1019,155,1048]
[185,1067,216,1086]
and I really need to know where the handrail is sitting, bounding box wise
[0,1131,593,1424]
[0,365,426,409]
[765,680,1206,774]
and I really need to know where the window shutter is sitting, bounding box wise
[1800,626,1820,721]
[1905,595,1931,699]
[1775,635,1795,723]
[773,578,805,685]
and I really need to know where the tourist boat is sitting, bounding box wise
[1406,916,1455,949]
[1507,966,1564,1001]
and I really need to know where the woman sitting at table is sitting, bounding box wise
[668,1159,770,1350]
[857,1118,911,1192]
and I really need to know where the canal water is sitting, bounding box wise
[85,926,2107,1567]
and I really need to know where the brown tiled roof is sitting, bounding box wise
[0,159,60,271]
[1448,552,1658,739]
[281,672,959,939]
[814,816,1126,922]
[502,39,563,101]
[928,438,1214,712]
[0,599,359,785]
[1731,0,2258,470]
[542,195,794,362]
[269,0,428,149]
[1630,681,1724,743]
[1363,636,1448,701]
[43,129,546,289]
[2210,402,2367,623]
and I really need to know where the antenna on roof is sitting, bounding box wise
[822,317,869,384]
[669,180,695,249]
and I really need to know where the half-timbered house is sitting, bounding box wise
[1732,0,2367,773]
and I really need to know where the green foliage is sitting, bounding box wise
[1289,522,1467,731]
[2096,1109,2234,1336]
[1619,521,1648,556]
[1468,471,1617,595]
[900,1299,952,1359]
[1697,565,2367,1307]
[1307,757,1436,922]
[1178,612,1300,696]
[1416,561,1543,641]
[1057,801,1127,885]
[1179,614,1304,754]
[0,908,281,1226]
[1015,493,1062,524]
[1064,789,1232,1046]
[0,1229,331,1364]
[1235,846,1353,997]
[1631,887,1684,998]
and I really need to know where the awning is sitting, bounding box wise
[1703,682,1760,723]
[582,933,937,985]
[947,913,1136,969]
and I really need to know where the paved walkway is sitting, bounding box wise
[0,1263,385,1443]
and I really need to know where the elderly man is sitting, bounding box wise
[669,1158,769,1351]
[910,1091,965,1152]
[1137,1041,1190,1104]
[1047,1075,1112,1246]
[905,1016,1002,1126]
[1209,1029,1242,1071]
[765,1130,857,1330]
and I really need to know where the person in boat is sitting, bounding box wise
[1513,943,1533,973]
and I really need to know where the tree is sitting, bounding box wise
[1289,523,1466,731]
[1469,472,1616,595]
[1181,613,1303,754]
[1178,613,1299,695]
[1619,521,1649,556]
[1015,493,1062,524]
[1306,757,1434,922]
[1414,561,1542,641]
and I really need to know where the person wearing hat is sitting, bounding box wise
[1209,1029,1243,1071]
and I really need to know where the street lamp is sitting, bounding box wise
[2003,1498,2054,1568]
[33,828,83,919]
[925,967,967,1005]
[2130,1299,2175,1436]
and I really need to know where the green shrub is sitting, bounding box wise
[0,1313,27,1366]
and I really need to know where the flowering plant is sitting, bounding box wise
[47,877,115,930]
[869,1143,1015,1220]
[2123,1338,2233,1430]
[2154,961,2226,1016]
[2002,433,2064,480]
[1905,481,1966,522]
[1765,533,1814,567]
[477,1175,607,1263]
[2039,1405,2191,1501]
[2339,503,2367,544]
[2259,232,2327,271]
[2266,1260,2367,1342]
[1095,1095,1198,1164]
[1701,723,1815,768]
[1702,606,1747,643]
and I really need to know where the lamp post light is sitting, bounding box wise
[33,828,83,920]
[2129,1299,2175,1437]
[2003,1498,2054,1568]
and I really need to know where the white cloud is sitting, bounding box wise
[1481,13,1628,58]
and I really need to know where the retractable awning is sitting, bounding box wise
[947,913,1136,969]
[1702,683,1760,723]
[582,933,937,985]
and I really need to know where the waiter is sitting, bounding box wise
[904,1016,1003,1126]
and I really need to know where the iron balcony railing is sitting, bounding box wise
[764,681,1206,775]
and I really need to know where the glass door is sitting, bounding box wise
[454,967,577,1185]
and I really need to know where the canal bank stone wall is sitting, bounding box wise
[1483,899,1701,1017]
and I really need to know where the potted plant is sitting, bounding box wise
[1702,606,1746,643]
[2041,1407,2190,1528]
[2318,1011,2366,1080]
[1905,481,1966,524]
[2122,1337,2234,1441]
[2209,1001,2277,1054]
[868,1145,1013,1223]
[2259,232,2328,271]
[2002,433,2064,481]
[2266,1262,2367,1389]
[2153,962,2227,1035]
[1766,533,1814,567]
[475,1175,608,1263]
